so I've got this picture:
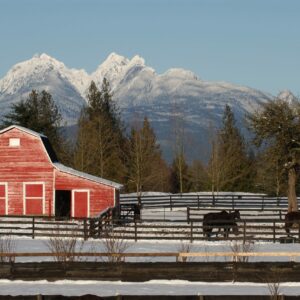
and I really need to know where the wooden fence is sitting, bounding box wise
[0,214,298,242]
[108,218,300,243]
[0,213,112,240]
[2,251,300,261]
[1,256,300,284]
[120,193,289,210]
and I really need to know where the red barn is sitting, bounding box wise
[0,125,122,218]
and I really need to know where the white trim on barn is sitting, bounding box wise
[52,169,56,216]
[23,182,46,215]
[71,189,90,218]
[0,182,8,215]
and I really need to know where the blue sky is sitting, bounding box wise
[0,0,299,95]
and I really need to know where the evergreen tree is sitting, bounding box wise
[170,152,191,193]
[208,105,252,192]
[253,149,286,196]
[126,117,169,194]
[74,79,126,182]
[2,90,70,163]
[189,160,209,192]
[248,93,300,212]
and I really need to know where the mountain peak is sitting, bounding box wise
[129,55,145,66]
[162,68,199,80]
[102,52,129,66]
[277,90,297,104]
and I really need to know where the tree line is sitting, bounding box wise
[2,79,300,211]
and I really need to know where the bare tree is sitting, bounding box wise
[0,234,16,263]
[44,226,85,262]
[101,230,130,262]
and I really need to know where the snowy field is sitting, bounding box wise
[1,237,300,296]
[0,279,300,296]
[4,236,300,263]
[0,202,299,296]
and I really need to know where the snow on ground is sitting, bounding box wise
[6,237,300,263]
[2,237,300,296]
[1,203,298,296]
[0,279,299,296]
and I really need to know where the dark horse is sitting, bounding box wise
[285,211,300,235]
[203,210,240,238]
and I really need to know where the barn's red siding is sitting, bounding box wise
[55,170,115,217]
[0,127,119,218]
[0,128,53,215]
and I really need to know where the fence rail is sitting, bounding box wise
[108,218,300,243]
[1,251,300,260]
[0,214,298,243]
[120,193,289,210]
[0,213,113,240]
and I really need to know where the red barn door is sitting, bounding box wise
[0,183,7,215]
[24,183,44,215]
[72,190,89,218]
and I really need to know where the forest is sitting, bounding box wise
[2,78,300,210]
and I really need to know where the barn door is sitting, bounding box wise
[0,183,8,215]
[24,183,45,215]
[72,190,89,218]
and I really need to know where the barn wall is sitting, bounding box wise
[55,170,115,217]
[0,128,54,215]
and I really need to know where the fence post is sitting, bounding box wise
[298,222,300,242]
[261,196,265,211]
[232,195,235,210]
[190,221,193,243]
[134,221,138,242]
[169,195,173,211]
[197,195,200,209]
[273,222,276,243]
[83,219,88,241]
[187,207,190,224]
[243,220,246,244]
[98,219,101,238]
[32,216,35,239]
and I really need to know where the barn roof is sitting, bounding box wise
[54,163,123,189]
[0,125,47,138]
[0,125,123,189]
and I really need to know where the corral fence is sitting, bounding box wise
[120,193,289,210]
[0,207,114,240]
[108,219,300,243]
[0,212,299,243]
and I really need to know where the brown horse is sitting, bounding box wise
[203,210,240,238]
[285,211,300,235]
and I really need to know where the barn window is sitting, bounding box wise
[23,182,45,215]
[0,183,8,215]
[9,138,20,147]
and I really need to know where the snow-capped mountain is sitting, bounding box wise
[0,53,272,161]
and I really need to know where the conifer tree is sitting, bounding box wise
[248,93,300,211]
[74,79,126,182]
[208,105,252,192]
[169,152,191,193]
[2,90,70,164]
[189,160,209,192]
[126,117,169,195]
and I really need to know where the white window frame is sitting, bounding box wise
[0,182,8,215]
[71,189,90,218]
[23,182,45,215]
[9,138,20,147]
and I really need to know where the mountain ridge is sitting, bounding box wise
[0,53,273,161]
